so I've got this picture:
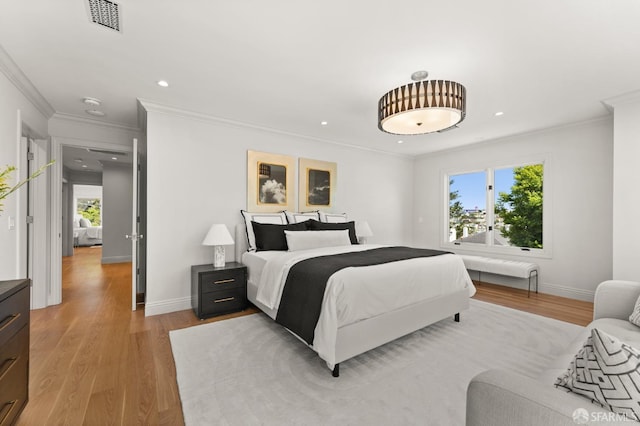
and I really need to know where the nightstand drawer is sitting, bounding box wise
[201,289,246,317]
[201,269,245,294]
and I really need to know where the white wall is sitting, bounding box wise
[143,104,415,315]
[413,118,614,301]
[609,93,640,281]
[101,162,133,264]
[0,69,49,279]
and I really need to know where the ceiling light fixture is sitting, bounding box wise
[495,111,504,116]
[320,121,328,126]
[86,109,105,117]
[83,97,101,106]
[157,80,169,87]
[378,70,466,135]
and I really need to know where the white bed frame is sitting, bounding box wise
[235,225,470,377]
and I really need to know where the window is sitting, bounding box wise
[446,162,544,253]
[77,198,102,226]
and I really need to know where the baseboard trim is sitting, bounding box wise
[145,296,191,317]
[539,282,595,302]
[101,255,132,264]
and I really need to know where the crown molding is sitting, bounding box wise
[137,99,412,159]
[51,112,141,133]
[602,89,640,110]
[0,44,55,118]
[415,115,612,159]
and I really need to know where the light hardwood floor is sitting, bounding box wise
[18,247,593,425]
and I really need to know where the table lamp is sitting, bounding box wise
[355,221,373,244]
[202,224,234,267]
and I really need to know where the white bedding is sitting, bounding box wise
[243,245,475,366]
[74,226,103,246]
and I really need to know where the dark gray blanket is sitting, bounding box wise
[275,246,451,345]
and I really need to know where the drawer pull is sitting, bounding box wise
[213,278,235,285]
[0,400,17,425]
[0,313,20,334]
[0,357,18,382]
[213,297,235,303]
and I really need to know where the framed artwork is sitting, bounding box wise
[247,150,296,212]
[298,158,336,211]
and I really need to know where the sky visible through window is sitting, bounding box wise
[451,168,515,210]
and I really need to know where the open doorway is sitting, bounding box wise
[57,143,145,308]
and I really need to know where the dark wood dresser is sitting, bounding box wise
[0,279,29,426]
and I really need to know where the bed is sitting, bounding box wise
[74,217,103,247]
[235,219,475,377]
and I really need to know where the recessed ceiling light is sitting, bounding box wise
[495,111,504,116]
[74,158,83,163]
[82,164,88,168]
[397,140,404,144]
[157,80,169,87]
[83,97,101,106]
[86,109,105,117]
[111,157,118,160]
[320,121,328,126]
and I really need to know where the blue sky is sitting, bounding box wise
[450,168,514,210]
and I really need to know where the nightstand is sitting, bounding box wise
[191,262,247,319]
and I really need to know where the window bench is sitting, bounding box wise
[459,255,539,297]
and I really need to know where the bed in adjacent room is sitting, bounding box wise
[74,217,103,247]
[236,211,475,376]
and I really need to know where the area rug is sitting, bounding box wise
[169,300,582,426]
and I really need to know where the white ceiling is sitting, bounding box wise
[1,0,639,156]
[62,145,131,172]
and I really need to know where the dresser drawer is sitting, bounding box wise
[200,289,246,317]
[200,269,246,294]
[0,325,28,426]
[0,287,28,349]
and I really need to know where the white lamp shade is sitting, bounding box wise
[355,221,373,238]
[202,224,234,246]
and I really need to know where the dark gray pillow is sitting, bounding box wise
[251,221,309,251]
[307,219,358,244]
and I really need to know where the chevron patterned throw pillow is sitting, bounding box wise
[555,328,640,422]
[629,295,640,327]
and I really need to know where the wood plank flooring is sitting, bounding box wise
[472,281,593,326]
[18,247,593,425]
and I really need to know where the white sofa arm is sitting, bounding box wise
[466,370,629,426]
[593,280,640,321]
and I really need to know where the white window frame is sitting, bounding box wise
[441,157,552,259]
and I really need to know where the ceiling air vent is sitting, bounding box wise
[87,0,121,32]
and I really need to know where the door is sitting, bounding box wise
[128,138,141,311]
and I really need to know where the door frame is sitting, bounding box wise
[16,133,49,309]
[49,137,133,306]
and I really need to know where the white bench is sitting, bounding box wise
[459,255,539,297]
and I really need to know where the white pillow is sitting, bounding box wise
[555,328,640,421]
[629,295,640,326]
[241,210,287,251]
[285,230,351,252]
[79,218,92,228]
[284,210,319,223]
[318,211,348,223]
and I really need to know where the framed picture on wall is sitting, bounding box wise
[298,158,336,211]
[247,150,296,212]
